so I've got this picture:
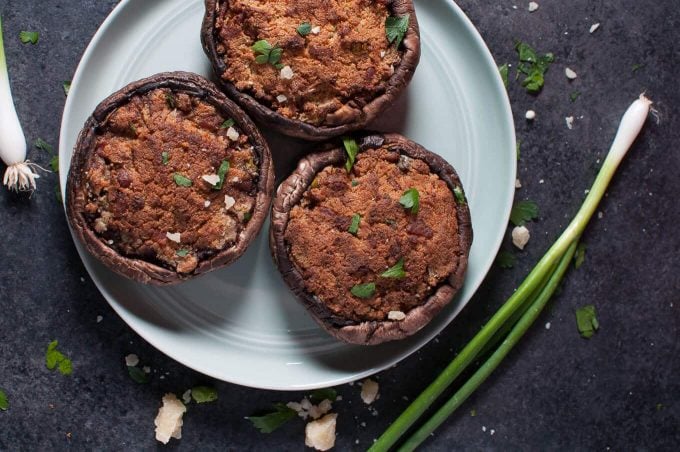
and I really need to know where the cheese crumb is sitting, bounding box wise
[96,315,103,323]
[565,116,575,130]
[166,232,181,243]
[226,126,240,141]
[182,390,192,405]
[512,226,531,250]
[224,195,236,210]
[565,67,578,80]
[204,200,211,208]
[202,174,220,186]
[360,379,380,405]
[154,393,186,444]
[143,366,151,374]
[589,23,601,33]
[311,26,321,34]
[125,354,139,367]
[515,179,522,189]
[380,50,386,58]
[545,322,551,330]
[305,413,337,451]
[280,65,294,80]
[528,2,539,12]
[276,94,288,103]
[387,310,406,321]
[525,110,536,120]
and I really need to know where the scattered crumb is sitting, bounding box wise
[490,429,496,436]
[539,179,545,184]
[482,426,487,432]
[565,67,578,80]
[361,379,380,405]
[311,26,321,34]
[143,366,151,374]
[276,94,288,103]
[525,110,536,120]
[589,23,601,33]
[154,393,186,445]
[166,232,181,243]
[96,315,103,323]
[545,322,551,330]
[528,2,539,12]
[512,226,531,250]
[565,116,575,130]
[125,354,139,367]
[305,413,337,451]
[387,311,406,321]
[515,179,522,189]
[201,174,220,186]
[224,195,236,210]
[204,200,211,208]
[182,389,192,405]
[226,126,240,141]
[280,65,294,80]
[80,277,85,282]
[598,211,604,219]
[288,397,333,420]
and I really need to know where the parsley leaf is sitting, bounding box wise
[49,155,59,173]
[221,118,235,129]
[173,173,193,187]
[0,389,8,411]
[381,258,406,279]
[343,137,359,173]
[510,200,539,226]
[191,386,218,403]
[499,63,509,88]
[45,341,72,376]
[351,282,376,299]
[127,366,149,384]
[19,31,39,45]
[515,41,554,93]
[570,91,581,102]
[348,214,361,235]
[252,40,283,67]
[161,151,170,165]
[63,81,71,97]
[385,15,409,47]
[496,250,516,269]
[215,160,230,190]
[310,388,337,405]
[176,249,190,257]
[400,188,420,214]
[516,140,521,161]
[453,186,466,205]
[247,403,297,434]
[297,22,312,37]
[34,138,53,153]
[632,63,645,73]
[574,243,587,269]
[55,185,62,203]
[575,305,599,339]
[165,92,176,109]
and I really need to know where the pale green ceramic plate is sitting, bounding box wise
[59,0,515,389]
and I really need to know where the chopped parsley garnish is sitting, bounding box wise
[19,31,39,45]
[574,243,587,269]
[310,388,337,404]
[221,118,235,129]
[165,92,176,109]
[247,403,297,433]
[214,160,230,190]
[161,151,170,165]
[348,214,361,235]
[453,186,466,205]
[498,63,509,88]
[343,137,359,173]
[515,41,554,93]
[176,249,190,257]
[191,386,218,403]
[129,124,137,136]
[127,366,149,384]
[351,180,360,187]
[296,22,312,37]
[351,282,376,299]
[55,185,62,203]
[496,250,516,269]
[516,139,521,161]
[34,138,53,152]
[632,63,645,73]
[63,81,71,97]
[243,211,252,222]
[252,40,284,69]
[381,258,406,279]
[0,389,8,411]
[575,305,599,339]
[569,91,581,102]
[510,200,539,226]
[49,155,59,173]
[45,340,72,376]
[173,173,193,187]
[400,188,420,214]
[385,15,409,47]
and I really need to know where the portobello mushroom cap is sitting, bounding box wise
[201,0,421,140]
[270,133,473,345]
[66,71,275,285]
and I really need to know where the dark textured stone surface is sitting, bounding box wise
[0,0,678,450]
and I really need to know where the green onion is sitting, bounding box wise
[369,94,654,451]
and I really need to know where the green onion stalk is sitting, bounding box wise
[369,94,654,452]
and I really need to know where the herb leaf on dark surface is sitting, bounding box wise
[247,403,297,433]
[510,200,539,226]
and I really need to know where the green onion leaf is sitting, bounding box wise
[400,188,420,214]
[297,22,312,36]
[348,214,361,235]
[310,388,337,405]
[351,282,376,299]
[221,118,235,129]
[343,137,359,173]
[45,340,72,376]
[0,389,8,411]
[62,81,71,97]
[127,366,149,384]
[247,403,297,434]
[385,15,409,46]
[215,160,230,190]
[575,305,599,339]
[496,250,516,269]
[19,31,39,45]
[173,173,193,187]
[381,258,406,279]
[574,243,587,269]
[161,151,170,165]
[34,138,53,153]
[191,386,218,403]
[510,200,539,226]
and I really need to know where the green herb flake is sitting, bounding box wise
[49,155,59,173]
[381,258,406,279]
[348,214,361,235]
[161,151,170,165]
[129,124,137,136]
[173,173,193,187]
[191,386,218,403]
[176,249,190,257]
[575,305,599,339]
[574,243,587,269]
[470,408,477,417]
[34,138,53,153]
[19,31,39,45]
[243,211,252,222]
[297,22,312,37]
[632,63,645,73]
[496,250,516,269]
[351,180,360,187]
[214,160,230,190]
[127,366,149,384]
[0,389,8,411]
[343,137,359,173]
[385,15,409,47]
[45,341,72,376]
[62,81,71,97]
[310,388,337,405]
[165,92,176,109]
[453,186,466,205]
[515,41,554,93]
[499,63,509,88]
[570,91,581,102]
[510,200,539,226]
[351,282,376,299]
[516,140,521,161]
[399,188,420,214]
[55,185,62,203]
[221,118,235,129]
[247,403,297,434]
[252,40,283,67]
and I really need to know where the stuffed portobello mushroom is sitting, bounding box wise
[66,72,275,285]
[201,0,421,140]
[270,133,473,345]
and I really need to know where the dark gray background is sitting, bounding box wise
[0,0,678,450]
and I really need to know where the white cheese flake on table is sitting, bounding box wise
[565,116,575,129]
[166,232,181,243]
[525,110,536,120]
[545,322,551,330]
[512,226,531,250]
[202,174,220,186]
[590,23,601,33]
[280,65,294,80]
[226,126,240,141]
[182,389,192,405]
[96,315,103,323]
[305,413,337,451]
[565,67,578,80]
[125,354,139,367]
[528,2,539,12]
[224,195,236,210]
[311,26,321,34]
[154,393,186,445]
[515,179,522,189]
[387,310,406,321]
[360,379,380,404]
[143,366,151,374]
[276,94,288,103]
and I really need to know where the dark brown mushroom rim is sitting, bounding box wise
[66,71,275,285]
[270,133,473,345]
[201,0,421,141]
